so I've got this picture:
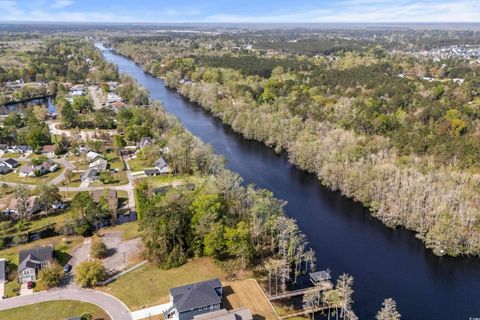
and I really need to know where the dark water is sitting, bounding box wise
[0,96,56,115]
[99,44,480,320]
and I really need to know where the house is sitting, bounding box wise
[110,101,127,109]
[18,165,36,177]
[107,93,122,104]
[86,151,103,163]
[2,158,20,169]
[92,189,118,221]
[81,168,100,182]
[89,158,108,171]
[155,157,172,174]
[144,168,161,176]
[163,278,222,320]
[39,160,59,173]
[18,245,53,283]
[13,146,33,155]
[8,196,41,215]
[137,137,153,149]
[0,163,11,175]
[41,145,56,157]
[0,145,7,155]
[194,308,253,320]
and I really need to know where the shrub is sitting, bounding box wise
[75,260,107,287]
[39,262,64,288]
[91,238,108,259]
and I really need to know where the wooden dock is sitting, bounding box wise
[268,281,333,301]
[280,306,358,320]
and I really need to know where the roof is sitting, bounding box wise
[0,164,11,174]
[82,168,99,179]
[144,168,160,175]
[89,159,108,171]
[194,308,253,320]
[155,157,167,169]
[310,270,331,282]
[86,151,103,162]
[18,246,53,272]
[170,278,222,313]
[3,158,19,166]
[41,145,56,153]
[19,165,35,174]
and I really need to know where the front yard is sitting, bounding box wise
[100,257,225,310]
[0,166,63,185]
[0,300,110,320]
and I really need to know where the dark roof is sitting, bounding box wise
[4,158,19,166]
[18,246,53,272]
[154,186,172,194]
[310,270,331,282]
[83,168,99,178]
[144,168,160,175]
[170,278,222,313]
[19,246,53,264]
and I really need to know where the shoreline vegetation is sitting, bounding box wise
[110,38,480,257]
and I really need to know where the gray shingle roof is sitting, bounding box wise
[18,246,53,273]
[0,259,5,282]
[170,278,222,313]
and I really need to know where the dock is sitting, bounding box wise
[268,281,333,301]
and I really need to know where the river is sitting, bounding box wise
[0,96,56,115]
[99,44,480,319]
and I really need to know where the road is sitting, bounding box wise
[50,157,76,186]
[0,288,132,320]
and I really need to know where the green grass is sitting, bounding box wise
[60,172,82,187]
[1,153,22,159]
[137,174,189,186]
[0,211,71,238]
[100,258,225,310]
[90,171,129,186]
[0,300,110,320]
[128,157,153,171]
[100,221,141,241]
[0,166,63,185]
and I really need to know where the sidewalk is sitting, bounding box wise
[131,302,172,320]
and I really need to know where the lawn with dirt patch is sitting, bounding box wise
[224,279,279,320]
[0,300,110,320]
[100,257,225,310]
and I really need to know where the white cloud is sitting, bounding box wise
[51,0,75,9]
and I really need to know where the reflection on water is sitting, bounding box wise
[0,96,56,115]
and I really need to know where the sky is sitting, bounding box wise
[0,0,479,23]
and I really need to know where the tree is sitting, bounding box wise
[81,313,93,320]
[336,273,354,319]
[39,262,63,288]
[38,184,60,214]
[190,194,224,254]
[13,185,31,220]
[376,298,401,320]
[75,260,107,287]
[91,238,109,259]
[303,288,321,319]
[64,168,73,184]
[60,101,78,128]
[225,221,253,269]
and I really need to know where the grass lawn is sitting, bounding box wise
[60,172,82,187]
[99,221,141,241]
[0,166,63,185]
[100,257,225,310]
[90,171,129,186]
[0,300,110,320]
[0,211,71,238]
[1,153,22,159]
[224,279,279,320]
[136,174,194,187]
[128,157,153,172]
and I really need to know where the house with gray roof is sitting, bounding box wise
[18,245,53,283]
[2,158,19,169]
[0,163,11,175]
[81,168,100,182]
[155,157,172,174]
[164,278,222,320]
[194,308,253,320]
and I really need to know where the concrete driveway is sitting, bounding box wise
[0,288,132,320]
[101,232,142,272]
[66,238,92,287]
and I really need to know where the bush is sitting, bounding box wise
[75,260,107,287]
[99,171,114,184]
[91,239,108,259]
[39,262,63,288]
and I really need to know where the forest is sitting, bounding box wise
[111,30,480,257]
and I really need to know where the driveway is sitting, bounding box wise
[101,232,142,272]
[0,288,132,320]
[66,238,92,287]
[19,283,33,296]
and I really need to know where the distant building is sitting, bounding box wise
[18,245,53,283]
[81,168,100,182]
[164,278,223,320]
[155,157,172,174]
[8,196,41,215]
[86,151,103,163]
[89,158,108,172]
[0,163,11,175]
[107,93,122,104]
[40,145,56,157]
[137,137,153,149]
[2,158,19,169]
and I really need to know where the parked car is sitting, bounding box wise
[63,264,72,273]
[27,281,35,289]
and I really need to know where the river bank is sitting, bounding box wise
[100,45,480,320]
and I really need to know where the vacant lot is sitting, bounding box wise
[100,257,225,310]
[0,167,63,185]
[224,279,279,320]
[0,300,110,320]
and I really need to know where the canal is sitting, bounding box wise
[100,45,480,319]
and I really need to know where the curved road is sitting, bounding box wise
[0,288,132,320]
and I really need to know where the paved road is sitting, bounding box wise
[50,157,76,186]
[0,288,132,320]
